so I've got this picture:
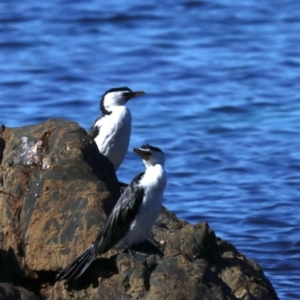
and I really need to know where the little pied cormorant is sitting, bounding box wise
[56,144,167,282]
[88,87,145,171]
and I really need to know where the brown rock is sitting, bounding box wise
[0,119,119,293]
[0,119,279,300]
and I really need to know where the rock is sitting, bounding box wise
[0,282,41,300]
[0,119,279,300]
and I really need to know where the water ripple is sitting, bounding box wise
[1,1,299,299]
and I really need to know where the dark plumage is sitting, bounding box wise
[87,121,100,139]
[140,144,164,154]
[55,172,145,282]
[56,144,166,282]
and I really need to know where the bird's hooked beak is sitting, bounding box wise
[133,148,150,160]
[127,91,145,101]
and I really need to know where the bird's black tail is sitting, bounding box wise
[56,244,96,282]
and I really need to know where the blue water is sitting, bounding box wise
[1,1,299,298]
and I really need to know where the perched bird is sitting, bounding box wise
[88,87,145,171]
[56,144,167,282]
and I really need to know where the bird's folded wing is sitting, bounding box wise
[87,116,103,139]
[56,244,96,281]
[56,172,145,282]
[95,172,145,253]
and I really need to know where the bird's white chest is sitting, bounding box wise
[123,165,167,247]
[94,107,131,170]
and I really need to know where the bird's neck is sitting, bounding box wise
[141,164,167,191]
[100,101,112,115]
[105,106,131,123]
[108,105,126,112]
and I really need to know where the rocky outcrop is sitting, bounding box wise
[0,119,279,300]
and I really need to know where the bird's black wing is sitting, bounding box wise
[94,171,145,254]
[87,116,102,139]
[56,172,145,282]
[56,244,96,282]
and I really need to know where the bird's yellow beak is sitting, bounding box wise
[133,148,149,160]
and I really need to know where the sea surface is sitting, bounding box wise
[1,1,299,299]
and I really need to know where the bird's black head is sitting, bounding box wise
[133,144,165,166]
[100,87,145,115]
[140,144,164,154]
